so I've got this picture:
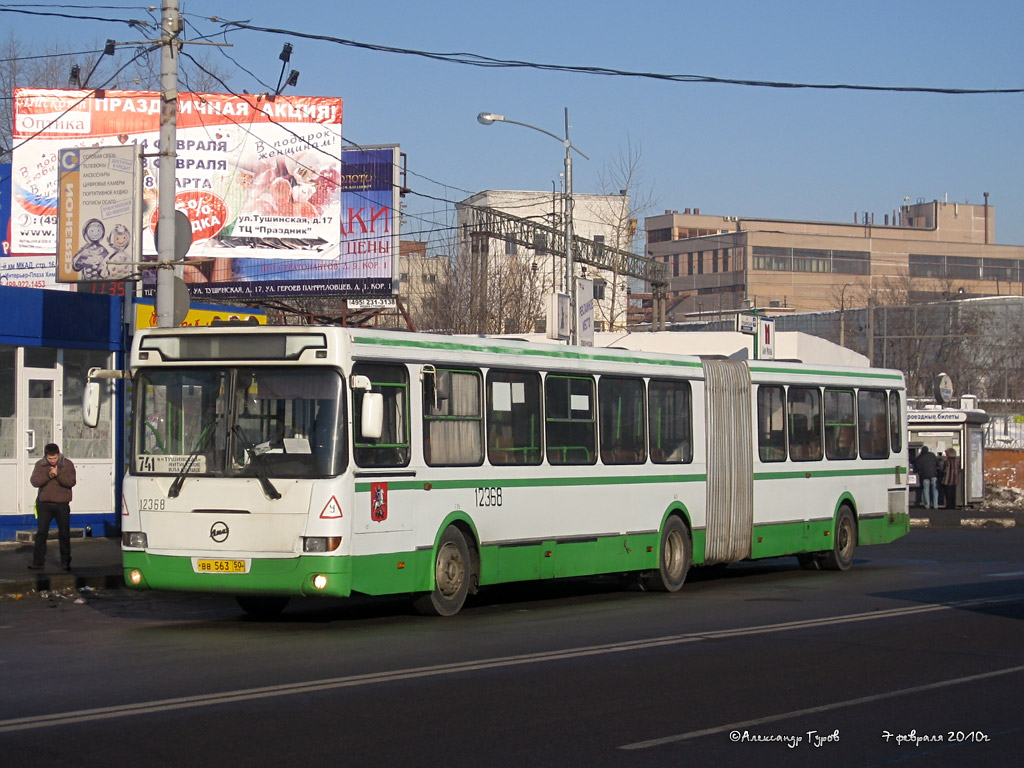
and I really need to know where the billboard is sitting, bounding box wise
[222,145,400,298]
[1,160,70,290]
[10,89,403,299]
[133,298,266,330]
[1,162,9,256]
[56,145,143,282]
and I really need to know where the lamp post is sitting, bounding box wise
[839,281,853,348]
[477,109,588,344]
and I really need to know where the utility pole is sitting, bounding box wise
[562,108,576,344]
[155,0,180,328]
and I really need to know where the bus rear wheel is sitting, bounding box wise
[820,507,857,571]
[414,526,471,617]
[236,596,290,618]
[645,516,691,592]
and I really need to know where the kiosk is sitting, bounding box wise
[908,396,988,508]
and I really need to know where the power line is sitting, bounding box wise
[0,5,150,26]
[217,19,1024,96]
[0,46,111,64]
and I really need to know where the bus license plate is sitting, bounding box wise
[195,559,248,573]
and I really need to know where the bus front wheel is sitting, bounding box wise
[645,516,691,592]
[414,526,471,617]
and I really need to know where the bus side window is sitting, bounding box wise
[353,363,410,468]
[824,388,856,460]
[423,368,483,467]
[487,370,542,465]
[858,389,890,459]
[757,385,786,462]
[545,374,596,465]
[599,376,646,464]
[889,390,903,453]
[788,386,822,462]
[649,379,692,464]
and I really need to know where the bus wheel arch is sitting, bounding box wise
[413,523,476,616]
[644,513,692,592]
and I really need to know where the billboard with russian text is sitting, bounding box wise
[10,89,403,299]
[1,160,70,290]
[56,145,143,282]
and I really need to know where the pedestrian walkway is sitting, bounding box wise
[0,535,123,596]
[909,504,1022,529]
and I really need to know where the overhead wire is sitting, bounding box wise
[0,5,151,26]
[215,19,1024,96]
[11,10,1012,295]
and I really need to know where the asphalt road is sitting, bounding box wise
[2,527,1022,767]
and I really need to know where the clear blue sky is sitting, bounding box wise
[9,0,1024,246]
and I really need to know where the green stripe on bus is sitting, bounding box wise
[356,465,903,493]
[353,335,704,369]
[749,365,903,381]
[352,335,903,381]
[356,473,708,493]
[755,465,906,480]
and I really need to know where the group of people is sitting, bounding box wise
[912,445,961,510]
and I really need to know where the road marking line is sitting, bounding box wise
[619,664,1024,750]
[1,594,1021,734]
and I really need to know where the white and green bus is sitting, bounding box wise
[112,325,910,616]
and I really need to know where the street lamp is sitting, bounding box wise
[477,109,589,344]
[839,281,854,348]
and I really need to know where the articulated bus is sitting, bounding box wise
[111,326,910,616]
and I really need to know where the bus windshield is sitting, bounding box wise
[134,367,347,479]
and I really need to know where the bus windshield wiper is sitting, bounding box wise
[232,424,282,500]
[168,422,215,498]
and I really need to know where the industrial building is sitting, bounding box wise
[644,197,1021,322]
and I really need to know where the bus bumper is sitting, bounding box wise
[122,551,354,597]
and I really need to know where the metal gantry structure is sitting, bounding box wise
[459,203,669,330]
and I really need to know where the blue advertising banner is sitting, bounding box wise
[0,161,70,289]
[209,145,399,299]
[0,162,9,256]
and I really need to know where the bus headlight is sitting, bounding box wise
[122,532,148,548]
[303,536,342,553]
[312,574,328,590]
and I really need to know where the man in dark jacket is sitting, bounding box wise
[913,445,940,509]
[29,443,77,571]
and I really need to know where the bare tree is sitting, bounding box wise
[416,227,545,336]
[591,137,658,331]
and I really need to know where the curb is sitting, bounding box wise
[1,573,124,596]
[910,516,1019,529]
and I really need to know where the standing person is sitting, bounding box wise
[28,443,77,571]
[942,448,962,509]
[913,445,940,509]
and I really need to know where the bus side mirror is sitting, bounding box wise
[350,374,383,439]
[361,393,384,439]
[83,380,101,428]
[83,367,130,428]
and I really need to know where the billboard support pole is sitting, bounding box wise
[155,0,180,328]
